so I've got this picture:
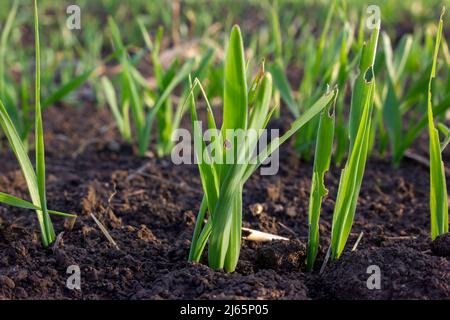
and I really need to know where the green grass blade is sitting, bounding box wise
[0,99,52,242]
[0,0,18,97]
[224,186,242,272]
[382,77,402,165]
[208,166,243,270]
[20,76,32,144]
[269,62,299,117]
[47,210,77,218]
[331,89,374,259]
[242,71,274,164]
[140,58,195,155]
[382,32,396,82]
[0,192,42,211]
[306,91,337,271]
[314,0,336,74]
[188,195,208,262]
[393,35,413,79]
[249,73,273,131]
[331,26,379,260]
[401,94,450,155]
[223,25,248,132]
[188,76,219,222]
[0,192,76,219]
[349,25,379,149]
[34,0,55,245]
[172,47,215,135]
[0,101,39,200]
[192,218,213,263]
[108,17,145,147]
[101,76,128,139]
[43,68,95,109]
[270,0,282,64]
[178,76,220,263]
[243,89,337,181]
[428,9,448,240]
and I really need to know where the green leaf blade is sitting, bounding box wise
[306,92,337,271]
[428,9,449,240]
[331,25,379,260]
[223,25,248,132]
[34,0,55,245]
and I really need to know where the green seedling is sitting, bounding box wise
[0,0,75,247]
[104,18,199,156]
[187,25,338,272]
[427,9,448,240]
[306,88,337,271]
[0,1,93,149]
[331,25,379,260]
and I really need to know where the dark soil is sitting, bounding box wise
[0,106,448,300]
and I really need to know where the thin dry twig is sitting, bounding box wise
[126,162,152,182]
[351,231,364,251]
[105,183,118,211]
[90,212,120,250]
[383,235,417,240]
[277,221,297,237]
[127,189,146,197]
[319,245,332,274]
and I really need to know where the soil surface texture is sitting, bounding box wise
[0,106,448,300]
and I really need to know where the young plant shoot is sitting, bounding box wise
[104,18,197,156]
[0,0,75,247]
[187,25,338,272]
[306,87,337,271]
[330,24,380,260]
[427,9,448,240]
[0,1,93,149]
